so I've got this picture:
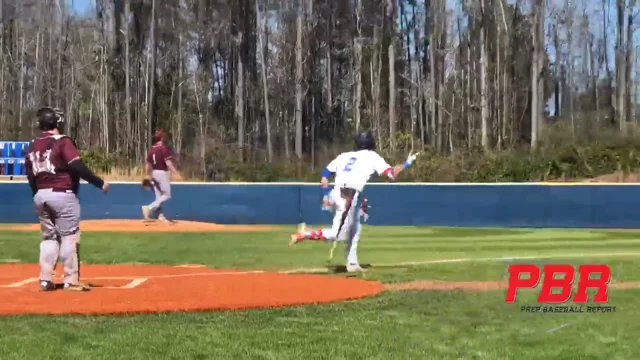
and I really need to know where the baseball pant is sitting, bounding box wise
[148,170,171,217]
[322,188,362,265]
[33,189,81,285]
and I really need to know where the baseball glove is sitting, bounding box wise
[141,178,154,190]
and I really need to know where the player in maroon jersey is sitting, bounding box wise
[25,107,110,292]
[141,129,179,222]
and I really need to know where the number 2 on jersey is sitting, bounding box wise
[343,157,357,172]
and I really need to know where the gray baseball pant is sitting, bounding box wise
[33,189,81,285]
[148,170,171,216]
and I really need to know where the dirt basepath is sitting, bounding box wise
[2,219,274,232]
[385,280,640,292]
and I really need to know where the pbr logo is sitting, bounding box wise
[505,264,616,314]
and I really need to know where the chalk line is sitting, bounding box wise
[279,251,640,274]
[80,270,265,281]
[546,323,574,334]
[118,278,148,289]
[374,251,640,267]
[3,277,38,288]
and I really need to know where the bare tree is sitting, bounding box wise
[531,0,545,149]
[294,1,303,158]
[387,0,396,148]
[256,0,273,162]
[480,0,489,149]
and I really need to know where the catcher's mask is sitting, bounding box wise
[37,107,65,133]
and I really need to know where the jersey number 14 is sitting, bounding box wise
[29,149,56,175]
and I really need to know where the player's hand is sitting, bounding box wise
[405,151,421,167]
[172,171,184,181]
[102,183,110,193]
[321,196,332,211]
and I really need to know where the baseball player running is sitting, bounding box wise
[25,107,110,292]
[289,131,419,273]
[141,129,179,222]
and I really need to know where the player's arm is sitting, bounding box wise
[62,138,105,190]
[166,159,178,174]
[24,154,37,196]
[320,156,340,189]
[320,156,340,208]
[144,159,152,180]
[144,150,154,179]
[375,152,419,181]
[144,162,152,178]
[164,147,180,176]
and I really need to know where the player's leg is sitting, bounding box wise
[345,206,364,272]
[289,189,349,244]
[47,192,88,291]
[33,190,60,291]
[146,170,171,221]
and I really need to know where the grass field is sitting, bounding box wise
[1,225,639,360]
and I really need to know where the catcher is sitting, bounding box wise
[141,129,181,223]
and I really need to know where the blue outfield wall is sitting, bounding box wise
[1,181,640,228]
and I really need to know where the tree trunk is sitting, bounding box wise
[372,24,383,146]
[294,6,304,158]
[19,36,25,138]
[387,0,396,149]
[256,0,273,162]
[617,0,626,131]
[480,0,489,150]
[429,1,437,148]
[553,24,561,117]
[56,0,64,108]
[125,0,132,158]
[626,0,636,123]
[354,36,363,132]
[148,0,157,143]
[236,42,245,160]
[531,0,544,149]
[176,34,183,155]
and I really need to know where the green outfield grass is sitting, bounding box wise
[1,226,639,360]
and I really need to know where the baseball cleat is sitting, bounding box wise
[288,223,307,246]
[141,206,151,220]
[39,280,55,292]
[63,283,92,292]
[158,214,174,225]
[346,263,366,273]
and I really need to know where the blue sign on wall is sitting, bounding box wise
[0,141,30,176]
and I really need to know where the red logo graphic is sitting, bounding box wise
[505,264,611,303]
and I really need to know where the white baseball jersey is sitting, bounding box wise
[325,150,392,192]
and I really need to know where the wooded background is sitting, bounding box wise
[1,0,639,181]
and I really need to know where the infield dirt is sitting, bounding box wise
[2,219,275,232]
[0,264,385,315]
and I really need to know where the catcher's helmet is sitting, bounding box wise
[37,107,65,132]
[354,131,375,151]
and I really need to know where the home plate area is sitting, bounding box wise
[0,264,385,315]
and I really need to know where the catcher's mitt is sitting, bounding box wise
[141,179,154,190]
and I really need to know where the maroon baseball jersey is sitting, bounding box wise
[25,131,81,191]
[146,144,174,171]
